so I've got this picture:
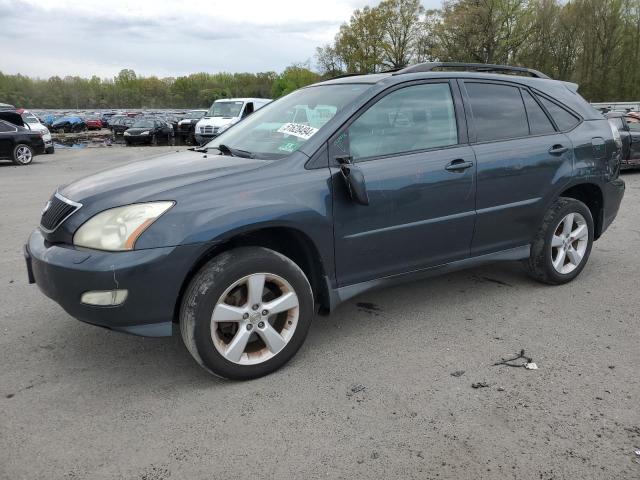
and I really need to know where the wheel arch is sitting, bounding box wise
[558,182,604,239]
[173,225,332,325]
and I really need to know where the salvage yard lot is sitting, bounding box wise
[1,148,639,479]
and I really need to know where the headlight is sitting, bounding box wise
[73,202,174,251]
[123,131,130,136]
[140,131,150,136]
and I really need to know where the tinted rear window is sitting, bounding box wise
[522,90,555,135]
[466,82,528,142]
[536,95,580,131]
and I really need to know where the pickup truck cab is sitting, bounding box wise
[605,111,640,169]
[195,98,271,145]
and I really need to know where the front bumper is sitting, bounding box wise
[125,135,152,145]
[25,229,207,337]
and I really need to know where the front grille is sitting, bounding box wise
[40,194,80,231]
[200,125,218,134]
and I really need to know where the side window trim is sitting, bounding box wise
[520,87,558,137]
[531,89,583,132]
[327,79,466,165]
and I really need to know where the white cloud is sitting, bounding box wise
[0,0,442,78]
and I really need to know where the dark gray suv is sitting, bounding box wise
[25,63,625,379]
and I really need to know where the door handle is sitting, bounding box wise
[549,144,568,155]
[445,159,474,172]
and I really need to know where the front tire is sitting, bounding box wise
[526,197,594,285]
[12,144,34,165]
[180,247,314,380]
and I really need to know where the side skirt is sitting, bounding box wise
[326,245,530,311]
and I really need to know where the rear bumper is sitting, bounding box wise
[25,229,207,337]
[125,136,152,145]
[601,178,625,235]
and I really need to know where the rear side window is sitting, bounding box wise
[535,95,580,131]
[522,90,555,135]
[0,121,14,132]
[465,83,528,142]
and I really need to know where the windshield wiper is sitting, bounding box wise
[190,144,254,158]
[216,144,254,159]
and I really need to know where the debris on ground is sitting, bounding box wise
[450,370,465,377]
[493,349,537,369]
[347,384,366,397]
[472,382,489,389]
[634,448,640,457]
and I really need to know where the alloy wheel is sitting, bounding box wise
[210,273,299,365]
[551,212,589,274]
[15,146,32,164]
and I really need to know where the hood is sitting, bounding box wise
[126,127,153,135]
[0,111,25,127]
[26,122,48,133]
[196,116,236,128]
[59,149,270,206]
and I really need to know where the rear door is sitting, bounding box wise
[461,80,575,256]
[331,80,477,286]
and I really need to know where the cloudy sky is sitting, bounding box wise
[0,0,442,79]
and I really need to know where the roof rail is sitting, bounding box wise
[394,62,550,79]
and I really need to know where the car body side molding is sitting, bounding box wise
[326,244,531,310]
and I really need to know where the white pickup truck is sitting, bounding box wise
[195,98,271,145]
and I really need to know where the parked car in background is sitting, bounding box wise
[19,109,54,154]
[100,112,117,128]
[124,117,174,146]
[110,116,135,137]
[41,114,61,127]
[195,98,271,145]
[177,109,206,144]
[51,116,87,133]
[606,111,640,169]
[0,102,15,110]
[85,116,103,130]
[24,62,625,380]
[0,111,45,165]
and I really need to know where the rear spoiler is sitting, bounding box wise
[563,82,579,93]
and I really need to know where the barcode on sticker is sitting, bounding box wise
[277,123,319,140]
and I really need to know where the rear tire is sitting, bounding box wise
[12,144,34,165]
[526,197,594,285]
[180,247,314,380]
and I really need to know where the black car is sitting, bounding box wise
[177,110,207,143]
[25,62,625,380]
[124,118,175,146]
[0,111,45,165]
[110,116,135,137]
[605,111,640,169]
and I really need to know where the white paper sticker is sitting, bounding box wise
[277,123,319,140]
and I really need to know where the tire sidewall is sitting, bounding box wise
[541,199,594,283]
[188,248,314,380]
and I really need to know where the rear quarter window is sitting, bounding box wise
[535,94,581,131]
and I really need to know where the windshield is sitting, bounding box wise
[132,119,155,128]
[22,113,39,124]
[205,84,370,159]
[208,101,244,118]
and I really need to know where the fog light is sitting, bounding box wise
[81,289,128,306]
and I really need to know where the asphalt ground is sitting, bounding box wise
[1,147,639,479]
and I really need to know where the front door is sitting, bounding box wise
[331,81,477,287]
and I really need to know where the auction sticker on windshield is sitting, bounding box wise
[277,123,319,140]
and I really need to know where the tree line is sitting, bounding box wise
[317,0,640,102]
[0,65,321,110]
[2,0,639,108]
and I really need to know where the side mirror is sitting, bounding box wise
[336,155,369,206]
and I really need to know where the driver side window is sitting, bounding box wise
[340,83,458,161]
